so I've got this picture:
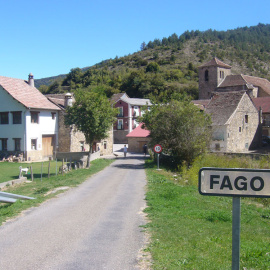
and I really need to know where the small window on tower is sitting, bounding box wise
[205,70,209,82]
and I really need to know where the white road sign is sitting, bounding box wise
[154,144,162,153]
[199,167,270,198]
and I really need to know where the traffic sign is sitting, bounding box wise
[154,144,162,154]
[198,167,270,269]
[199,167,270,198]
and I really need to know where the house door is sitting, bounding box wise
[42,135,55,157]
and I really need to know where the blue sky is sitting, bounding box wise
[1,0,270,80]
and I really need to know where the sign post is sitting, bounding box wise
[232,197,240,270]
[153,144,162,170]
[199,167,270,270]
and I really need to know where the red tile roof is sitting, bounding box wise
[205,91,246,125]
[217,74,270,95]
[126,123,150,138]
[199,57,231,69]
[218,74,248,88]
[252,97,270,113]
[243,75,270,96]
[0,76,60,110]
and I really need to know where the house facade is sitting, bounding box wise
[47,93,113,156]
[126,123,151,153]
[111,93,151,143]
[204,91,260,152]
[0,74,60,161]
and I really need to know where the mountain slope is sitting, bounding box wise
[36,23,270,100]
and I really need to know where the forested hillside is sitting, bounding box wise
[37,23,270,101]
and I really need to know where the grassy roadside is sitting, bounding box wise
[144,157,270,270]
[0,158,115,226]
[0,160,65,183]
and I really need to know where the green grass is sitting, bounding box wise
[144,157,270,270]
[0,158,115,225]
[0,160,64,183]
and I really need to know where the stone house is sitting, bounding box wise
[111,93,152,144]
[126,123,151,153]
[199,57,270,99]
[0,74,60,161]
[204,91,260,152]
[253,96,270,136]
[46,93,113,157]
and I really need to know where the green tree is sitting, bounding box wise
[65,89,117,167]
[140,41,146,51]
[141,99,211,165]
[146,62,160,73]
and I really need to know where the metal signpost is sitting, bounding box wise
[153,144,162,170]
[199,167,270,270]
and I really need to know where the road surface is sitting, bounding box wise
[0,156,148,270]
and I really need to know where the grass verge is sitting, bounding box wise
[0,158,115,226]
[144,158,270,270]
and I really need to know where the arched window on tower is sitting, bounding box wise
[205,70,209,82]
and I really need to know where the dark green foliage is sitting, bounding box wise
[65,90,117,167]
[37,24,270,101]
[141,99,212,165]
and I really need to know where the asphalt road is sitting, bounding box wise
[0,156,148,270]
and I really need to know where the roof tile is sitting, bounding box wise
[0,76,60,110]
[126,123,150,138]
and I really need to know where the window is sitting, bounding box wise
[14,138,21,151]
[205,70,209,82]
[51,112,56,120]
[239,127,242,132]
[104,141,107,150]
[117,107,123,117]
[0,112,9,124]
[134,106,139,116]
[117,119,123,130]
[31,111,39,124]
[215,143,220,151]
[134,119,139,128]
[31,139,37,150]
[1,138,8,151]
[12,111,22,124]
[245,115,248,124]
[80,141,85,151]
[220,71,224,79]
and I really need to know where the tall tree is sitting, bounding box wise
[141,99,211,165]
[65,89,117,167]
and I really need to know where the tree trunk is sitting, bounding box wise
[86,144,92,168]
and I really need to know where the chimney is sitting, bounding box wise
[28,73,34,87]
[64,93,73,107]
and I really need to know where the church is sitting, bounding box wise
[194,58,270,152]
[198,57,270,100]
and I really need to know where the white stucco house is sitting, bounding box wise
[0,74,60,161]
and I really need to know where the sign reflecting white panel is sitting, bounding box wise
[199,168,270,198]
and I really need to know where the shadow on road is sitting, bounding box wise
[112,162,145,170]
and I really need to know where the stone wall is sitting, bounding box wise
[114,130,128,144]
[127,137,151,153]
[100,128,113,156]
[27,150,43,161]
[199,66,231,99]
[226,94,259,152]
[58,111,71,152]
